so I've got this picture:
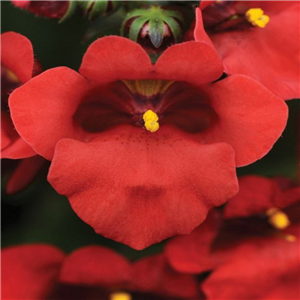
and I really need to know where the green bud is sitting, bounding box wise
[122,6,183,52]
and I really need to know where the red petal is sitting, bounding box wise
[59,246,131,287]
[224,176,280,218]
[273,177,300,208]
[1,244,64,300]
[155,41,223,86]
[5,155,46,194]
[1,112,14,150]
[193,8,215,47]
[131,254,199,299]
[1,109,36,159]
[9,67,91,160]
[79,36,153,84]
[165,210,222,274]
[196,3,300,100]
[234,1,296,13]
[48,125,238,249]
[200,75,288,167]
[203,229,300,299]
[1,136,36,159]
[199,1,216,10]
[1,32,34,83]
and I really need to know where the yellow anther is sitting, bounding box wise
[110,292,132,300]
[143,109,158,122]
[245,8,270,28]
[267,208,290,230]
[143,110,159,133]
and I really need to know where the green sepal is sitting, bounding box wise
[88,1,109,20]
[163,16,182,43]
[59,1,78,23]
[128,16,150,42]
[149,17,165,48]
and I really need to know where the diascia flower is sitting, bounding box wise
[1,32,45,194]
[9,36,287,249]
[194,1,300,100]
[165,176,300,299]
[202,225,300,300]
[165,175,300,272]
[1,244,201,300]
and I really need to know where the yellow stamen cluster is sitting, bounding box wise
[245,8,270,28]
[143,109,159,133]
[110,292,132,300]
[267,208,290,230]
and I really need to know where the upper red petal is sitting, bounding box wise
[193,8,215,47]
[200,75,288,167]
[48,125,238,249]
[79,36,153,84]
[1,244,64,300]
[224,176,280,218]
[1,31,34,83]
[155,41,223,86]
[196,3,300,100]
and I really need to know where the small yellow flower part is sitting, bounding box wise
[110,292,132,300]
[6,69,19,82]
[245,8,270,28]
[267,208,290,229]
[143,109,159,133]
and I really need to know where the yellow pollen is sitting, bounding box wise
[245,8,270,28]
[110,292,132,300]
[143,110,159,133]
[267,208,290,230]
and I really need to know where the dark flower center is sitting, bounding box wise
[203,2,270,33]
[48,284,183,300]
[73,80,218,137]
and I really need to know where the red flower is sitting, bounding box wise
[194,1,300,100]
[1,244,200,300]
[1,32,45,194]
[9,36,287,249]
[202,225,300,299]
[11,0,70,19]
[165,176,300,274]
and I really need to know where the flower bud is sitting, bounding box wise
[11,1,76,22]
[122,6,183,54]
[78,1,121,20]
